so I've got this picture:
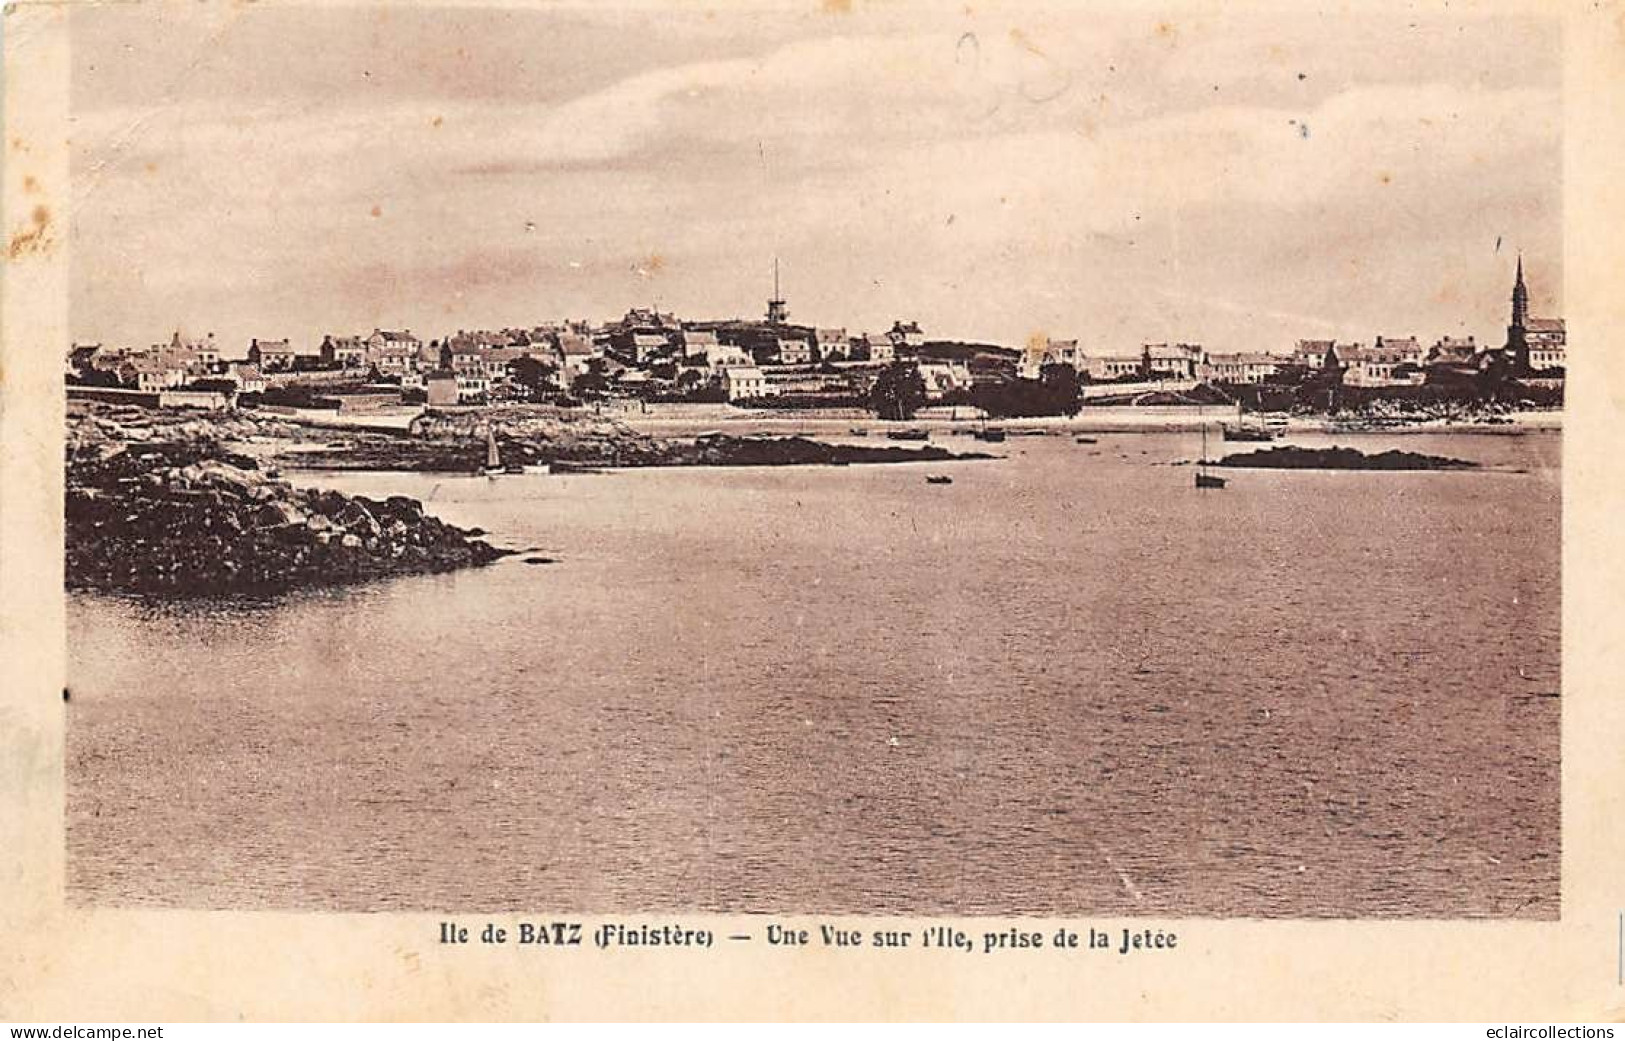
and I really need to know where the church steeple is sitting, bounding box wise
[1511,253,1529,330]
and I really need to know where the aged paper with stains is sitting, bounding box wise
[3,0,1625,1020]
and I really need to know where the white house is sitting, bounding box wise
[862,334,895,364]
[705,343,755,371]
[773,337,812,366]
[224,362,266,394]
[721,365,773,401]
[916,361,973,400]
[118,355,189,392]
[679,329,720,357]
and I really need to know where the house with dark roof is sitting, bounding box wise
[771,336,813,366]
[1293,339,1336,369]
[224,362,266,394]
[247,338,297,372]
[1141,343,1204,380]
[1204,352,1285,384]
[814,327,849,362]
[171,331,220,368]
[365,329,422,370]
[1340,340,1425,387]
[860,333,895,364]
[320,335,368,369]
[889,320,925,349]
[679,329,719,357]
[117,354,189,392]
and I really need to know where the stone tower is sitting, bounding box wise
[765,258,789,325]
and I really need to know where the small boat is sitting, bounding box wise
[1075,436,1097,445]
[848,427,870,437]
[482,425,504,477]
[1195,420,1227,490]
[1221,402,1279,442]
[973,421,1006,443]
[522,462,553,475]
[887,429,930,441]
[925,474,953,485]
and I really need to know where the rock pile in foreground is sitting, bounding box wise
[67,438,508,596]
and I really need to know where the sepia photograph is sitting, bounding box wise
[57,0,1564,924]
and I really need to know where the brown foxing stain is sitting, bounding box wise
[645,253,665,273]
[1378,172,1393,185]
[8,204,51,260]
[820,0,852,13]
[431,115,443,128]
[1154,21,1179,44]
[1009,27,1045,57]
[1078,92,1110,138]
[22,174,38,194]
[1025,331,1048,353]
[370,205,383,218]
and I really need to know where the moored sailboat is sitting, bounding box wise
[1196,418,1227,490]
[1222,401,1279,442]
[483,425,505,477]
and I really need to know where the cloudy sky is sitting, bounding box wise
[68,2,1562,356]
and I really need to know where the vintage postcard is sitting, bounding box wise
[3,0,1624,1022]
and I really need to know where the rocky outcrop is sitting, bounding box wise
[66,435,509,596]
[1215,446,1478,471]
[280,407,985,472]
[68,401,303,449]
[679,435,977,466]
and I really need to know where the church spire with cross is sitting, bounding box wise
[1511,253,1529,330]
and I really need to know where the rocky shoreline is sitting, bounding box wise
[68,408,510,596]
[64,401,981,597]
